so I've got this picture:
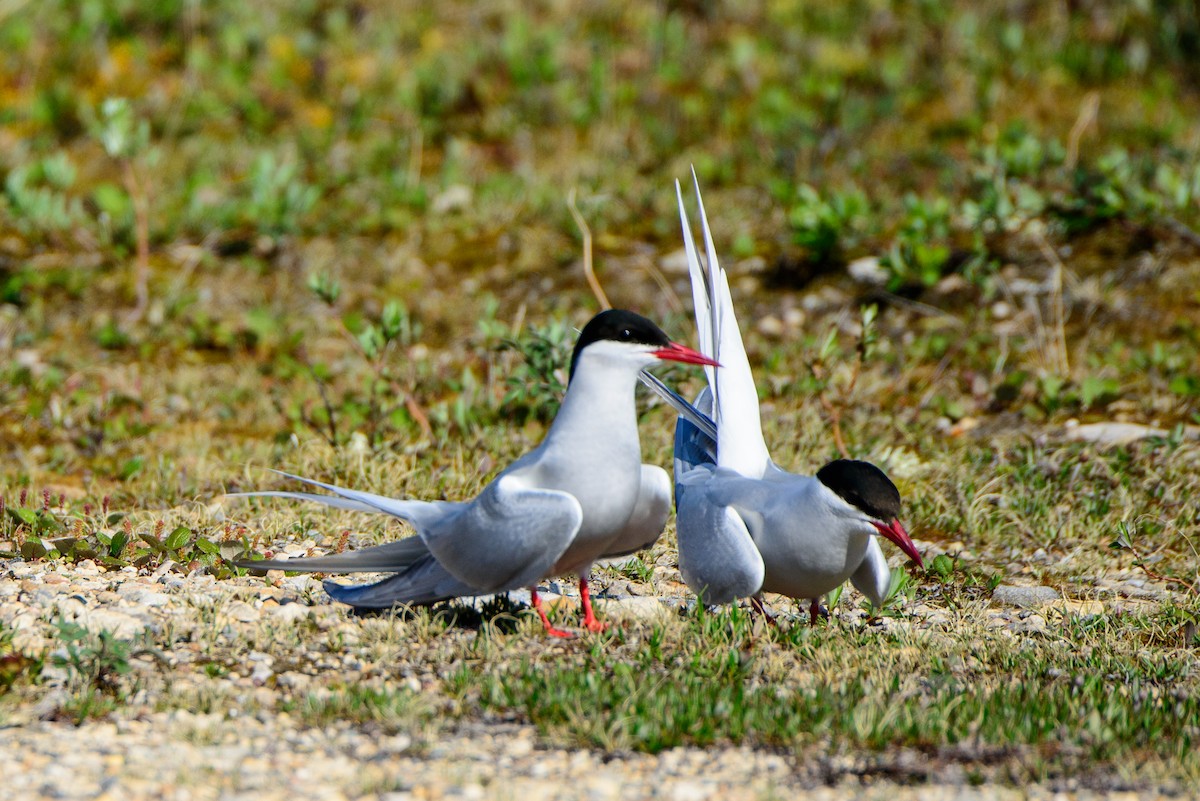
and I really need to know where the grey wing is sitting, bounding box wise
[598,464,671,560]
[322,553,480,608]
[232,470,457,529]
[232,536,431,574]
[672,387,718,506]
[226,490,388,515]
[639,371,718,442]
[675,473,765,605]
[419,473,583,594]
[850,536,891,608]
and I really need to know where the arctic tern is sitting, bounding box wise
[231,309,717,637]
[641,177,924,622]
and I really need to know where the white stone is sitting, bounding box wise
[1065,421,1169,446]
[225,600,261,623]
[431,184,472,214]
[266,603,312,624]
[847,256,889,285]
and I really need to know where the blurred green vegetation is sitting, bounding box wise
[0,0,1196,503]
[3,1,1198,252]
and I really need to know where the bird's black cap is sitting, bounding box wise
[569,309,671,380]
[816,459,901,521]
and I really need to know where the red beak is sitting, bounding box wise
[871,518,924,568]
[652,341,720,367]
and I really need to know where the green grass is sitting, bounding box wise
[462,608,1193,746]
[280,685,431,735]
[433,603,1200,787]
[1,0,1199,793]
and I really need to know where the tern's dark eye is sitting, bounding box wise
[619,328,632,340]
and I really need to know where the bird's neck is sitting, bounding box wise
[544,362,641,456]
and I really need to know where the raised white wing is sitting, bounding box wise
[677,180,717,393]
[678,172,771,478]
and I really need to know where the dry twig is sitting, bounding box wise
[568,188,610,310]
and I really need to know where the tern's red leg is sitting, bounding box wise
[807,598,832,625]
[530,586,573,638]
[749,594,778,626]
[579,576,609,632]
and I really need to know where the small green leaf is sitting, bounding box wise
[35,511,64,535]
[381,300,407,341]
[163,525,192,551]
[1169,375,1200,396]
[1038,374,1065,403]
[92,182,132,221]
[817,328,838,362]
[20,537,49,560]
[54,620,88,644]
[1080,376,1119,408]
[930,553,955,578]
[357,324,384,360]
[7,506,38,527]
[116,455,144,481]
[218,542,247,560]
[50,536,78,554]
[94,321,131,350]
[193,537,220,556]
[242,307,280,344]
[826,583,845,610]
[139,531,167,553]
[307,271,340,305]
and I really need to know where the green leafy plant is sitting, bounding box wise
[922,552,1001,609]
[306,271,341,306]
[274,277,428,447]
[1,153,86,241]
[1110,521,1198,595]
[86,97,157,322]
[0,620,38,694]
[497,319,574,423]
[238,151,320,236]
[786,183,870,265]
[881,193,953,289]
[1,492,246,578]
[280,685,428,732]
[803,303,879,457]
[48,620,134,723]
[870,566,918,618]
[608,555,653,584]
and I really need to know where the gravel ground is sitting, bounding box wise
[0,718,1163,801]
[0,557,1178,801]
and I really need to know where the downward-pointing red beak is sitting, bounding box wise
[872,518,924,568]
[653,341,720,367]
